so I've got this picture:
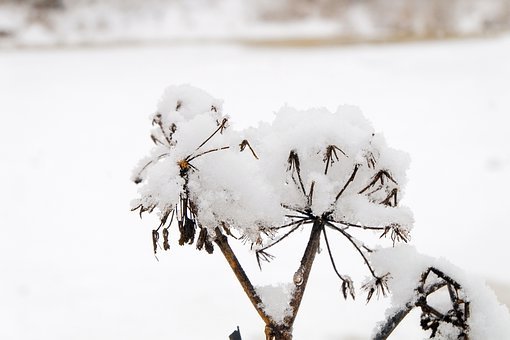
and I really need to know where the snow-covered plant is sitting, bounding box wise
[131,85,510,339]
[370,246,510,339]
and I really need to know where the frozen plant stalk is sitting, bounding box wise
[132,85,418,339]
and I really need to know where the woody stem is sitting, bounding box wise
[213,227,272,327]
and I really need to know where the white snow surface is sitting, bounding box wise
[1,35,510,339]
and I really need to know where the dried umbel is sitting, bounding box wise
[132,86,510,340]
[132,85,415,338]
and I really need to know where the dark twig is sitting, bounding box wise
[133,153,171,183]
[213,228,272,326]
[381,188,398,207]
[329,219,386,231]
[239,139,259,159]
[326,222,377,277]
[323,145,347,175]
[287,150,307,197]
[152,113,173,146]
[283,219,324,327]
[187,146,230,162]
[322,226,347,282]
[373,267,469,340]
[333,164,360,203]
[195,118,228,151]
[359,170,397,195]
[284,214,310,219]
[274,218,311,230]
[256,223,304,268]
[281,204,313,218]
[322,226,355,300]
[307,181,315,207]
[379,224,410,246]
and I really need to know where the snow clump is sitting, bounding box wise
[132,84,413,247]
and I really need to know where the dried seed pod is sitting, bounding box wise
[196,228,207,251]
[178,216,196,246]
[163,228,170,251]
[152,229,159,255]
[287,150,301,173]
[341,277,356,300]
[239,139,259,159]
[204,238,214,254]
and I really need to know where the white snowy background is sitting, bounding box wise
[1,2,510,339]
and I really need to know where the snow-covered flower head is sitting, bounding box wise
[132,85,413,299]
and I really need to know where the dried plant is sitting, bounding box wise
[130,86,503,340]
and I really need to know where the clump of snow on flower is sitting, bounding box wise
[255,283,295,325]
[370,245,510,339]
[249,104,413,228]
[131,85,284,242]
[132,84,413,243]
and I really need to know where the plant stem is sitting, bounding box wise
[284,219,324,327]
[215,219,323,340]
[213,227,272,326]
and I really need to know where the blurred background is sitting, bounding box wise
[1,1,509,339]
[1,0,510,46]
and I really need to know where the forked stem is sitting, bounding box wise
[214,219,324,340]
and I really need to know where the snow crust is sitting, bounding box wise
[370,245,510,339]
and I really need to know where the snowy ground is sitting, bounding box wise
[1,35,510,339]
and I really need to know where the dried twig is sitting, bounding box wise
[333,164,360,203]
[213,227,272,326]
[239,139,259,159]
[359,170,397,195]
[195,117,228,151]
[322,226,355,300]
[373,267,470,340]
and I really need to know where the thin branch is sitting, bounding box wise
[133,153,171,183]
[381,188,398,207]
[187,146,230,162]
[150,134,167,146]
[257,223,303,259]
[239,139,259,159]
[333,164,360,203]
[428,267,462,290]
[326,222,377,278]
[274,218,311,230]
[447,283,459,306]
[373,266,470,340]
[281,204,313,218]
[307,181,315,207]
[287,150,307,197]
[359,170,397,195]
[285,214,310,219]
[195,118,228,151]
[322,226,348,282]
[329,219,386,231]
[152,113,173,146]
[373,305,415,340]
[283,219,323,327]
[213,227,272,325]
[323,145,347,175]
[372,281,448,340]
[418,302,446,319]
